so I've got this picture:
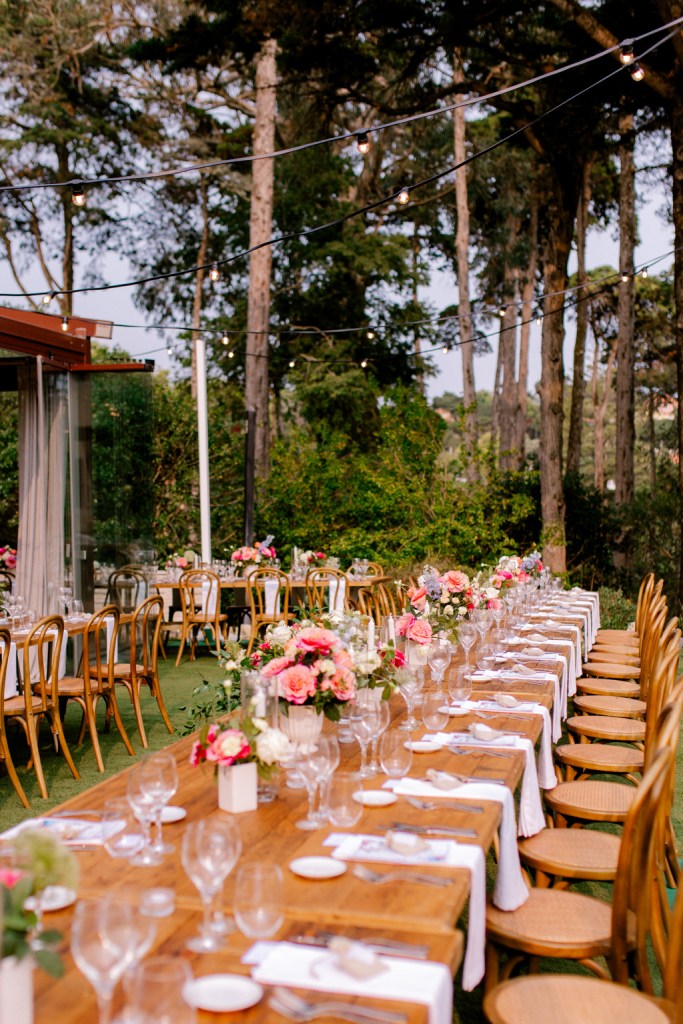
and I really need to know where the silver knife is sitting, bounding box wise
[390,822,478,838]
[288,933,430,959]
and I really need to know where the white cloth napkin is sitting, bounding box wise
[329,577,347,613]
[461,700,557,781]
[1,639,18,698]
[104,615,119,664]
[327,834,485,993]
[431,732,546,837]
[391,778,529,912]
[251,943,453,1024]
[264,578,281,616]
[201,579,218,616]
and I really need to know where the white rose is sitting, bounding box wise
[318,658,336,675]
[444,605,454,617]
[256,727,293,765]
[269,622,293,646]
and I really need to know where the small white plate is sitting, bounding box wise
[352,790,397,807]
[161,805,187,823]
[183,975,263,1013]
[440,705,469,717]
[405,740,441,753]
[25,885,77,913]
[289,856,347,880]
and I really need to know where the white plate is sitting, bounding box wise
[352,790,397,807]
[161,805,187,823]
[183,975,263,1013]
[405,740,441,753]
[25,885,77,913]
[440,705,469,717]
[289,856,347,880]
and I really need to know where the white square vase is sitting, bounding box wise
[218,761,258,813]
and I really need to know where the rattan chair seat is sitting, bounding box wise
[566,715,645,741]
[517,828,621,881]
[576,677,641,698]
[572,694,646,718]
[53,675,102,695]
[582,660,641,679]
[90,662,145,678]
[555,742,644,774]
[588,648,641,665]
[485,888,613,957]
[544,779,636,822]
[595,629,639,643]
[483,974,672,1024]
[5,694,45,714]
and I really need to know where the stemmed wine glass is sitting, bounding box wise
[233,862,285,939]
[316,734,340,822]
[396,669,424,732]
[348,700,381,776]
[125,957,195,1024]
[427,638,452,690]
[126,763,163,867]
[142,752,179,856]
[379,728,413,779]
[71,899,141,1024]
[181,818,242,952]
[366,698,390,773]
[296,737,336,829]
[458,622,477,671]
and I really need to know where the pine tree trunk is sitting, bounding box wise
[498,265,519,471]
[246,38,277,479]
[648,390,657,494]
[491,327,503,442]
[615,110,636,505]
[566,161,591,476]
[593,337,617,491]
[513,194,538,463]
[412,228,424,395]
[453,55,477,481]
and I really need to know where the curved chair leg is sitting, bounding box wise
[25,714,49,798]
[108,690,136,756]
[127,677,148,748]
[50,709,80,781]
[148,678,174,736]
[1,734,30,808]
[83,695,106,773]
[174,624,189,667]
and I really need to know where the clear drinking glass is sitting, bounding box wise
[458,622,477,669]
[141,752,179,856]
[422,692,449,731]
[448,664,473,704]
[125,957,195,1024]
[476,643,495,673]
[234,862,284,938]
[71,899,140,1024]
[327,771,364,827]
[379,728,413,779]
[102,799,145,860]
[348,700,381,777]
[126,763,163,867]
[427,638,451,689]
[181,818,242,952]
[317,734,340,821]
[367,698,390,773]
[397,670,424,732]
[296,738,335,829]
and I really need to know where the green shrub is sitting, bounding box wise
[597,587,636,630]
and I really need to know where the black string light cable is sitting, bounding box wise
[0,16,680,199]
[1,34,668,307]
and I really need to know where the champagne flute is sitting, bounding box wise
[181,818,242,952]
[234,862,284,938]
[379,728,413,779]
[71,899,139,1024]
[348,700,381,777]
[427,638,451,690]
[316,733,340,821]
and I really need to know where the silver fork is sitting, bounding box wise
[352,863,452,888]
[405,796,484,813]
[269,988,408,1024]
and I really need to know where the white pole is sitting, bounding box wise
[195,335,212,564]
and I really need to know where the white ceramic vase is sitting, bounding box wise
[217,761,258,814]
[0,955,33,1024]
[279,704,323,751]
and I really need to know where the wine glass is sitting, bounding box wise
[422,692,449,731]
[427,638,451,690]
[71,899,140,1024]
[379,728,413,779]
[448,664,473,704]
[181,818,242,952]
[476,642,495,673]
[348,700,381,777]
[458,622,477,670]
[125,957,195,1024]
[317,733,340,821]
[126,763,163,867]
[367,698,390,773]
[296,738,335,829]
[141,752,179,856]
[102,799,145,860]
[234,862,284,938]
[326,771,363,827]
[396,669,424,732]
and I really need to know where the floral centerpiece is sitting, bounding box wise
[230,535,277,573]
[1,829,78,977]
[353,640,406,698]
[300,550,326,566]
[0,545,16,570]
[260,625,357,721]
[165,552,189,571]
[521,550,544,578]
[189,714,292,781]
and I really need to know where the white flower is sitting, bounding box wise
[269,622,293,646]
[252,716,269,732]
[256,727,293,765]
[354,651,382,676]
[318,658,336,675]
[444,605,454,617]
[440,593,450,604]
[223,660,240,671]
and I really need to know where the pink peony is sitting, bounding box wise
[260,655,294,678]
[407,618,433,644]
[177,557,188,568]
[332,648,354,671]
[440,570,469,593]
[278,664,318,704]
[5,554,16,569]
[396,613,416,637]
[407,585,427,611]
[189,740,206,766]
[205,728,251,766]
[331,669,356,701]
[518,571,529,582]
[0,867,25,888]
[294,627,338,655]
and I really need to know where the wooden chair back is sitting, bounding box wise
[82,605,120,694]
[106,567,147,614]
[305,568,349,615]
[633,573,655,635]
[356,586,382,623]
[24,614,65,712]
[129,595,163,679]
[0,625,29,807]
[367,562,384,576]
[376,583,400,617]
[636,601,670,699]
[246,569,291,655]
[178,569,222,627]
[0,569,14,597]
[642,624,681,756]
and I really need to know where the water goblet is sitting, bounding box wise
[396,669,424,732]
[448,664,473,704]
[367,697,390,773]
[458,622,477,670]
[379,727,413,779]
[348,700,381,777]
[126,763,163,867]
[141,752,179,856]
[326,770,363,827]
[126,957,195,1024]
[476,642,496,674]
[427,638,452,690]
[102,798,145,860]
[71,899,140,1024]
[234,862,284,939]
[296,738,335,829]
[422,692,449,731]
[181,817,242,952]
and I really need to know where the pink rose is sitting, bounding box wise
[278,664,318,704]
[518,571,529,582]
[260,655,294,678]
[440,570,469,593]
[189,740,205,766]
[407,585,427,611]
[332,648,354,671]
[407,618,433,644]
[6,554,16,569]
[396,613,415,637]
[487,598,502,610]
[294,627,338,655]
[0,867,25,888]
[206,723,219,743]
[205,728,251,766]
[331,669,356,701]
[177,557,188,568]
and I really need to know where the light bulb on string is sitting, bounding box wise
[209,262,220,282]
[498,306,506,318]
[366,330,375,340]
[621,270,630,283]
[167,344,173,355]
[442,345,449,354]
[360,359,368,368]
[61,316,68,331]
[42,291,56,306]
[641,267,649,278]
[356,131,370,154]
[70,181,86,207]
[397,187,410,205]
[221,334,229,346]
[228,350,235,359]
[630,63,645,82]
[619,41,635,65]
[288,359,295,368]
[535,312,543,326]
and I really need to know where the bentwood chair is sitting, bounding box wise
[55,606,135,772]
[245,569,291,656]
[0,569,14,598]
[109,596,174,747]
[175,569,227,665]
[106,567,148,613]
[305,568,349,615]
[0,626,31,807]
[12,616,80,799]
[484,744,673,993]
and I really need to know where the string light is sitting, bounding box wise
[288,359,295,368]
[621,270,630,282]
[209,263,220,282]
[641,267,649,278]
[619,41,635,64]
[356,131,371,154]
[442,345,449,354]
[366,330,375,340]
[61,316,68,331]
[221,333,229,345]
[397,187,410,205]
[167,344,173,355]
[70,181,86,207]
[228,350,235,358]
[498,306,506,318]
[360,359,368,368]
[630,62,645,81]
[42,291,55,306]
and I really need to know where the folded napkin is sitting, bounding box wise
[1,639,18,698]
[462,700,557,781]
[391,778,529,914]
[1,816,121,846]
[432,732,545,837]
[251,942,453,1024]
[201,579,218,616]
[264,578,281,616]
[329,577,347,614]
[330,832,462,867]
